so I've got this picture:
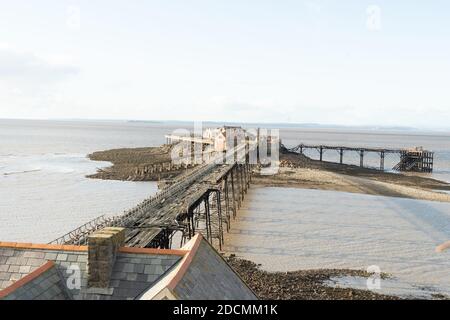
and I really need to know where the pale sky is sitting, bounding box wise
[0,1,449,128]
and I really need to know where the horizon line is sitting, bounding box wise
[1,117,450,133]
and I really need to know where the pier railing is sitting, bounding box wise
[49,140,257,245]
[49,162,216,245]
[49,215,114,245]
[285,143,433,172]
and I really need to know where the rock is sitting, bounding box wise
[224,255,400,300]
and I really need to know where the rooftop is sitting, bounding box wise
[0,230,256,300]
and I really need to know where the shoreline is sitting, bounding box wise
[86,145,179,181]
[224,255,400,300]
[85,145,450,300]
[224,255,449,300]
[253,167,450,203]
[86,145,450,202]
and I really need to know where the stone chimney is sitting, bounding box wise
[87,227,125,288]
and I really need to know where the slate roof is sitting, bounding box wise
[139,234,258,300]
[0,261,70,300]
[0,235,257,300]
[0,244,182,300]
[172,240,256,300]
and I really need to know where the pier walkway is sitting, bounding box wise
[50,141,255,250]
[286,143,433,172]
[50,137,434,250]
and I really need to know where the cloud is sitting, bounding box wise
[207,96,295,123]
[0,45,80,118]
[0,45,79,82]
[304,0,322,14]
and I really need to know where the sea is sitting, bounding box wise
[0,119,179,242]
[1,119,450,296]
[1,119,450,242]
[223,187,450,298]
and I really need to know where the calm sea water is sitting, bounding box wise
[224,187,450,298]
[0,119,182,242]
[1,119,450,244]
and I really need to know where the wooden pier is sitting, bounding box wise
[50,138,256,250]
[286,143,434,172]
[49,132,434,251]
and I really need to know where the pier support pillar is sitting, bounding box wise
[243,165,248,194]
[189,207,196,238]
[236,167,242,207]
[246,164,251,188]
[204,196,212,243]
[230,169,237,216]
[380,151,385,171]
[224,178,231,231]
[215,191,224,250]
[360,150,364,168]
[240,165,245,199]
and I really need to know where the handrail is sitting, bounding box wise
[49,159,218,244]
[49,139,257,245]
[49,215,113,245]
[286,143,404,154]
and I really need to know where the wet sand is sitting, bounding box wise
[279,148,450,191]
[222,187,450,299]
[254,167,450,203]
[253,149,450,203]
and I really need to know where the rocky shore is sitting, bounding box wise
[87,144,450,202]
[86,145,180,181]
[225,255,399,300]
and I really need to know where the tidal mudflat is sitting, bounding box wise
[223,187,450,298]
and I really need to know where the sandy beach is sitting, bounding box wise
[254,167,450,203]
